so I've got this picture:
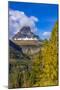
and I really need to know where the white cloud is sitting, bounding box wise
[9,9,38,38]
[30,16,38,22]
[42,31,51,39]
[43,32,51,36]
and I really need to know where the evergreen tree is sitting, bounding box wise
[42,22,58,86]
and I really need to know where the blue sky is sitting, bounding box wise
[8,1,58,39]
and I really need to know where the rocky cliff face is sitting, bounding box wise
[11,26,41,55]
[9,40,30,59]
[13,26,39,40]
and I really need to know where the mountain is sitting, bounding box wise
[13,26,39,40]
[9,40,30,59]
[9,40,22,51]
[11,26,42,55]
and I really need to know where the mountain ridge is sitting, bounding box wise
[12,26,39,40]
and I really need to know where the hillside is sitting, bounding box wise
[9,40,30,60]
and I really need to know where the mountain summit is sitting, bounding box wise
[13,26,39,40]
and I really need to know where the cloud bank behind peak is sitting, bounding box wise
[9,9,39,39]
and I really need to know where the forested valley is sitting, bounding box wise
[9,22,58,88]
